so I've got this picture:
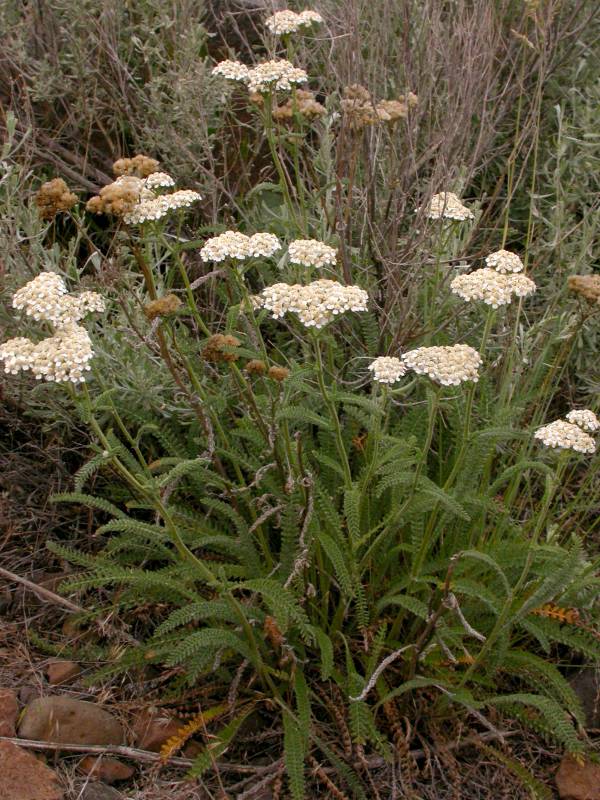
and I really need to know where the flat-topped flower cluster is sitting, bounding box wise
[451,249,536,308]
[200,234,338,269]
[535,409,599,454]
[369,345,483,386]
[257,279,368,328]
[212,59,308,94]
[265,9,323,35]
[0,273,104,384]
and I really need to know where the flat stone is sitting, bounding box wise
[18,697,124,746]
[556,754,600,800]
[80,784,124,800]
[46,660,81,686]
[0,740,64,800]
[571,668,600,729]
[79,756,135,784]
[0,687,19,736]
[131,708,183,752]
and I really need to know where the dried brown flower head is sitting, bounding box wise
[35,178,78,220]
[568,275,600,304]
[86,177,144,216]
[203,334,241,363]
[144,294,182,321]
[268,365,290,381]
[341,85,417,130]
[245,359,268,375]
[113,154,160,178]
[272,90,326,122]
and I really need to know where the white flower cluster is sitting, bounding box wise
[144,172,176,189]
[450,268,513,308]
[423,192,474,221]
[288,239,337,268]
[265,9,323,35]
[565,409,600,433]
[1,274,104,384]
[368,356,407,384]
[123,189,201,224]
[247,60,308,93]
[402,344,482,385]
[451,242,536,308]
[211,58,308,94]
[258,279,368,328]
[12,273,105,326]
[485,249,524,274]
[12,272,67,322]
[211,60,251,82]
[200,231,281,262]
[508,274,536,298]
[534,420,596,454]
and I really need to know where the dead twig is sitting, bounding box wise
[0,567,83,613]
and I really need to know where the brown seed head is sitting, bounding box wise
[35,178,78,220]
[568,275,600,304]
[144,294,182,321]
[245,359,268,375]
[268,365,290,382]
[272,90,326,122]
[113,154,160,178]
[86,177,142,216]
[203,333,241,363]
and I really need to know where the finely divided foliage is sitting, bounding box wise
[2,2,600,797]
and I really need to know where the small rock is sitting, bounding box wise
[18,697,124,746]
[19,685,40,705]
[556,754,600,800]
[0,740,64,800]
[46,660,81,686]
[0,687,19,736]
[79,756,135,784]
[80,784,124,800]
[571,668,600,729]
[131,708,183,752]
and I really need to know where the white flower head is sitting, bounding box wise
[288,239,337,268]
[0,324,95,385]
[211,60,251,82]
[506,273,536,298]
[485,249,524,274]
[12,272,67,322]
[450,268,513,308]
[565,409,600,433]
[248,233,281,258]
[123,189,201,225]
[260,279,368,328]
[534,419,596,454]
[200,231,251,262]
[423,192,474,221]
[368,356,407,384]
[402,344,482,385]
[144,172,176,189]
[247,60,308,94]
[265,9,323,35]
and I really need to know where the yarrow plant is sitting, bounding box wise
[4,3,600,794]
